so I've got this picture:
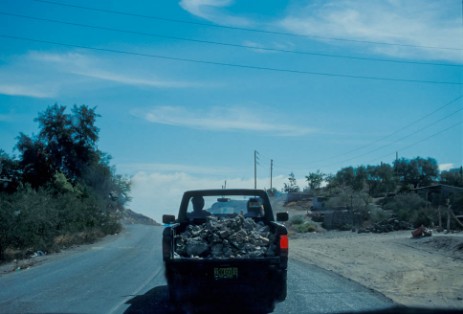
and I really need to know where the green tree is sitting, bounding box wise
[440,167,463,187]
[415,157,439,186]
[68,105,101,178]
[335,166,366,192]
[335,167,355,187]
[35,104,72,178]
[325,173,337,195]
[305,170,325,190]
[35,104,101,181]
[366,163,397,196]
[383,192,433,227]
[0,195,14,260]
[16,133,54,188]
[0,104,128,262]
[0,150,20,193]
[284,172,300,192]
[354,166,368,191]
[394,157,439,188]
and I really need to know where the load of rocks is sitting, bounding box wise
[174,215,276,259]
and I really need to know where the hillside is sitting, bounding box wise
[121,209,160,226]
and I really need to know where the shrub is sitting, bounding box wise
[290,215,305,225]
[0,185,121,262]
[383,192,433,227]
[367,205,391,224]
[294,222,318,233]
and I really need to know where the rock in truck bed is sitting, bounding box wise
[174,215,277,259]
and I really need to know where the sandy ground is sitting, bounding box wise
[289,230,463,309]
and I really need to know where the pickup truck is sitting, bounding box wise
[162,189,289,313]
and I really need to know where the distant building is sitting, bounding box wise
[414,184,463,204]
[285,192,311,204]
[310,196,328,211]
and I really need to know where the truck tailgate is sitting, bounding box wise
[166,257,286,302]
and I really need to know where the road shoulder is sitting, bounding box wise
[289,230,463,309]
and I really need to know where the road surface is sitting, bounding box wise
[0,225,393,313]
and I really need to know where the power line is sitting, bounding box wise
[272,118,461,176]
[29,0,463,52]
[1,34,461,85]
[370,120,463,164]
[307,95,463,165]
[334,105,463,165]
[277,118,462,174]
[246,100,462,175]
[273,96,463,173]
[1,11,461,68]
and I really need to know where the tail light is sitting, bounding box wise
[279,234,288,250]
[279,234,289,269]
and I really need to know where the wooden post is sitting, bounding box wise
[254,150,257,189]
[446,199,451,232]
[270,159,273,191]
[438,205,442,229]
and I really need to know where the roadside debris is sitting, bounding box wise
[411,225,432,238]
[30,250,46,258]
[358,218,413,234]
[174,215,276,259]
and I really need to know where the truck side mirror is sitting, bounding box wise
[276,212,288,222]
[163,214,176,224]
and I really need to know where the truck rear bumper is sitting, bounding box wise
[165,259,287,306]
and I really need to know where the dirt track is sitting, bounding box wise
[289,230,463,309]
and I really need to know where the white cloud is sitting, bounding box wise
[74,69,194,88]
[132,106,315,136]
[0,84,56,98]
[28,51,195,88]
[241,41,279,54]
[0,113,15,122]
[439,163,454,171]
[128,171,287,222]
[279,0,463,62]
[117,162,235,176]
[0,51,197,98]
[179,0,252,26]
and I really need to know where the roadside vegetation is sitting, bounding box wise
[0,105,130,262]
[280,158,463,233]
[288,215,318,233]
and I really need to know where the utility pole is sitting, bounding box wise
[270,159,273,191]
[254,150,259,189]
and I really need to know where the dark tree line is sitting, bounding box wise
[0,105,130,261]
[298,157,461,197]
[285,157,462,228]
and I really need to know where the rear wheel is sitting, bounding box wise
[275,271,287,301]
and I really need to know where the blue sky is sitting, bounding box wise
[0,0,462,221]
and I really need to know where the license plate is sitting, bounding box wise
[214,267,238,280]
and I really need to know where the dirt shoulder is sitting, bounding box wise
[0,230,124,276]
[289,230,463,309]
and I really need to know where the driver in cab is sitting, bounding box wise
[187,196,211,219]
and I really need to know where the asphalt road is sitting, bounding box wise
[0,224,393,313]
